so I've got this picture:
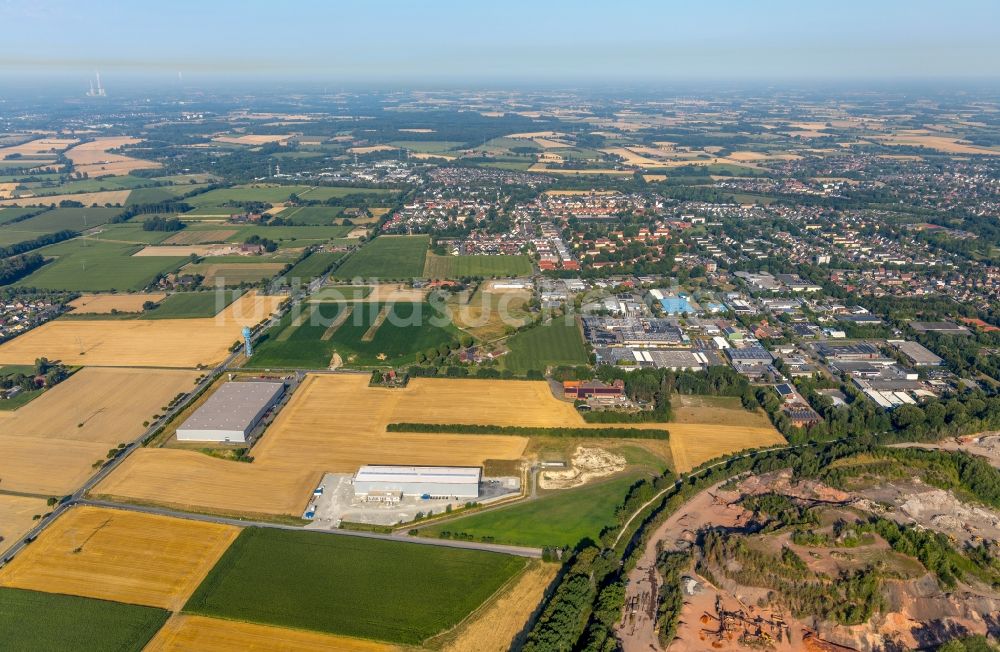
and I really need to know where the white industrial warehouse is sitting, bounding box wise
[176,381,284,443]
[352,465,481,502]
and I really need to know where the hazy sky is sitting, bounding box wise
[1,0,998,82]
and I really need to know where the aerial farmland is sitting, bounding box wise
[1,15,999,649]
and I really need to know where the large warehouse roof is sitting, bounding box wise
[178,382,284,432]
[354,465,481,485]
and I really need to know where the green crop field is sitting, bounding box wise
[424,253,532,278]
[0,229,51,246]
[184,185,313,207]
[503,317,590,374]
[280,251,346,281]
[0,207,42,225]
[141,290,243,319]
[296,186,396,201]
[89,224,177,244]
[126,183,210,205]
[248,301,457,368]
[332,235,429,279]
[388,140,465,153]
[24,175,156,197]
[0,587,169,652]
[184,528,525,645]
[309,285,372,301]
[276,205,344,225]
[13,207,122,231]
[14,239,186,291]
[232,225,352,248]
[419,472,642,548]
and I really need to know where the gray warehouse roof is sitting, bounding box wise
[178,382,284,432]
[354,465,481,485]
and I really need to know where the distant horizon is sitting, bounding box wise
[1,0,998,82]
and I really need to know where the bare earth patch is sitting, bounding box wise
[539,446,626,489]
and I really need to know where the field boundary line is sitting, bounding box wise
[422,558,537,648]
[275,304,313,342]
[320,305,353,341]
[361,304,391,342]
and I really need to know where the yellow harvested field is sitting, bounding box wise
[68,292,166,314]
[0,368,199,494]
[348,145,397,154]
[410,151,456,160]
[0,495,48,555]
[213,134,295,145]
[668,423,785,473]
[600,147,663,167]
[145,615,400,652]
[399,128,435,133]
[133,245,232,257]
[0,189,131,207]
[0,137,77,159]
[64,137,160,177]
[0,437,115,494]
[95,376,570,517]
[0,182,16,199]
[0,291,283,367]
[162,228,238,245]
[311,282,428,304]
[1,367,198,443]
[875,133,1000,156]
[643,174,667,182]
[0,506,239,610]
[441,562,558,652]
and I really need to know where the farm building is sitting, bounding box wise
[176,381,284,443]
[563,379,625,400]
[352,465,481,500]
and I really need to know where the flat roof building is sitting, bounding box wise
[353,465,481,500]
[891,340,944,367]
[176,381,284,443]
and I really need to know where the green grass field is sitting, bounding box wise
[280,252,346,281]
[248,301,457,368]
[296,186,396,201]
[503,317,590,374]
[184,185,313,207]
[424,253,532,278]
[388,140,465,153]
[309,285,372,301]
[333,235,429,279]
[0,207,42,225]
[0,228,50,246]
[228,225,352,249]
[126,184,210,205]
[23,175,161,197]
[0,587,169,652]
[10,207,122,231]
[184,527,526,645]
[140,290,243,319]
[276,205,344,225]
[419,472,642,548]
[86,224,178,244]
[14,239,186,291]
